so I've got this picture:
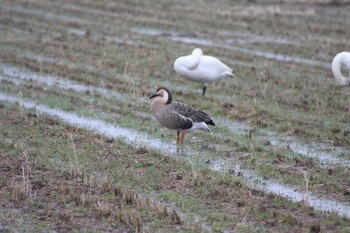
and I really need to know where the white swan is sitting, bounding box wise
[332,51,350,87]
[174,48,235,95]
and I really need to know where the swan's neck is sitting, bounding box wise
[332,52,350,87]
[192,48,203,60]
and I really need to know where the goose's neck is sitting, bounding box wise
[332,52,350,87]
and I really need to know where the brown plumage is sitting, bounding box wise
[149,87,215,143]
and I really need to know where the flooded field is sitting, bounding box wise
[0,0,350,232]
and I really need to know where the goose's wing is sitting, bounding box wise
[158,105,193,130]
[172,101,215,126]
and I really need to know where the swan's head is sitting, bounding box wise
[174,49,202,73]
[149,87,172,105]
[192,48,203,57]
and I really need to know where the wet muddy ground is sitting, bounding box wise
[0,0,350,232]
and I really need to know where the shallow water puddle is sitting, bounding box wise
[0,93,177,155]
[0,75,25,86]
[22,53,62,65]
[9,48,97,72]
[0,62,288,140]
[3,2,331,69]
[132,27,331,69]
[0,91,208,233]
[130,27,173,36]
[100,35,158,49]
[211,159,350,218]
[222,120,254,136]
[220,119,350,169]
[0,97,211,231]
[263,132,350,168]
[3,5,158,50]
[170,36,330,69]
[67,28,87,36]
[0,64,128,101]
[3,2,331,70]
[2,62,350,168]
[218,31,294,46]
[1,92,350,218]
[4,3,329,69]
[3,5,98,26]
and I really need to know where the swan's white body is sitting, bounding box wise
[174,48,234,95]
[332,52,350,87]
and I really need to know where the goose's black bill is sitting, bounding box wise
[149,93,159,99]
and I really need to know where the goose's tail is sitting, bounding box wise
[194,122,212,133]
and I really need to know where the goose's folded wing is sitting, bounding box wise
[172,102,215,126]
[159,108,193,130]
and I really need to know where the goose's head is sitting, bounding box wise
[149,87,172,105]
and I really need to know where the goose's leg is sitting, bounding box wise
[176,131,180,144]
[179,132,185,142]
[202,83,208,96]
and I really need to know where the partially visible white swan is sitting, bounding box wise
[174,48,235,95]
[332,51,350,87]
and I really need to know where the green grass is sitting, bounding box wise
[1,0,350,231]
[1,76,350,203]
[1,105,348,232]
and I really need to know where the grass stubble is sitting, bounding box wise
[1,105,349,232]
[0,0,350,232]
